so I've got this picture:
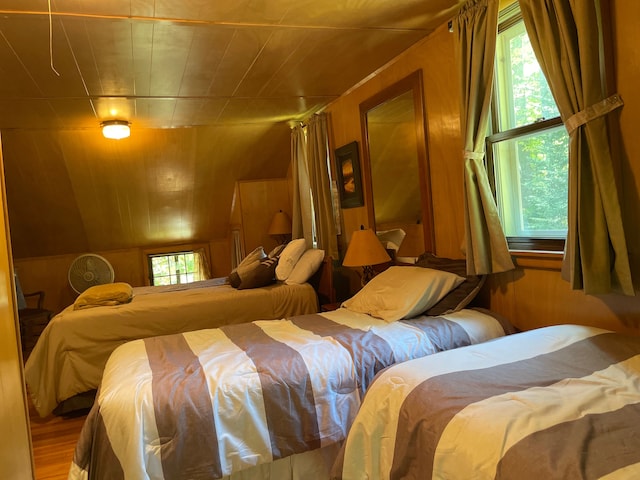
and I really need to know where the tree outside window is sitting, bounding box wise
[487,5,568,250]
[148,251,204,286]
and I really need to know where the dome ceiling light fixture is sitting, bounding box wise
[101,119,130,140]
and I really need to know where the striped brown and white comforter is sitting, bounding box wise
[68,307,507,480]
[333,324,640,480]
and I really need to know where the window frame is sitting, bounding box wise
[142,243,211,286]
[486,5,567,253]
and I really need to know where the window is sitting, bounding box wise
[148,251,206,286]
[487,5,569,251]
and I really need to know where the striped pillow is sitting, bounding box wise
[231,257,278,290]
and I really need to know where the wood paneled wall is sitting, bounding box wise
[14,238,231,315]
[326,22,464,260]
[326,22,465,295]
[0,138,33,480]
[326,2,640,333]
[231,179,293,257]
[13,177,293,315]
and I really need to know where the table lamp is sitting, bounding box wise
[342,226,391,285]
[268,210,292,245]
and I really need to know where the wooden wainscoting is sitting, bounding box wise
[29,401,86,480]
[483,251,640,334]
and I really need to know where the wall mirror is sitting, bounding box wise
[359,70,434,258]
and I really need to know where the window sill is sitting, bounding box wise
[510,250,564,271]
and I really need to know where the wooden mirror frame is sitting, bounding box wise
[359,70,435,255]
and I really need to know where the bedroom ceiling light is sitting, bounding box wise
[268,210,292,244]
[101,120,130,140]
[342,226,391,285]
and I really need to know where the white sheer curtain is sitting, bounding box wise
[290,124,314,248]
[231,229,244,270]
[306,114,338,259]
[194,247,211,280]
[290,114,338,259]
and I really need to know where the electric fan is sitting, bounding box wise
[68,253,115,294]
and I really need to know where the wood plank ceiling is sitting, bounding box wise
[0,0,461,259]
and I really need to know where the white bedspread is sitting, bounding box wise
[69,308,508,480]
[334,324,640,479]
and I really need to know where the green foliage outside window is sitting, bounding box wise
[490,11,568,241]
[516,129,568,233]
[150,252,200,286]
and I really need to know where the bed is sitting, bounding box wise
[68,262,513,480]
[333,323,640,480]
[25,244,332,418]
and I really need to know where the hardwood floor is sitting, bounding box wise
[29,401,86,480]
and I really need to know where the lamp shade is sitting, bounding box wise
[342,227,391,267]
[101,120,130,139]
[268,210,292,235]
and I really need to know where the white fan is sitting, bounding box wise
[68,254,115,294]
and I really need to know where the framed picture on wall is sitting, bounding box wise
[335,141,364,208]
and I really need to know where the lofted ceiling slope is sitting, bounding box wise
[0,0,462,259]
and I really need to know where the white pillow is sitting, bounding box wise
[376,228,406,252]
[285,249,325,285]
[341,266,464,322]
[275,238,307,281]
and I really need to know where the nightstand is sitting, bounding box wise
[20,309,52,360]
[321,302,341,312]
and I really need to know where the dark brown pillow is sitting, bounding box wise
[414,252,485,316]
[227,246,267,287]
[230,256,278,290]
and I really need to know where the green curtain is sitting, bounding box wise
[453,0,515,275]
[520,0,634,295]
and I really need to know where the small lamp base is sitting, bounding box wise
[361,265,376,286]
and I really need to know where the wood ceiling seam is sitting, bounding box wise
[206,33,234,96]
[257,29,316,99]
[1,95,338,100]
[81,16,106,117]
[0,10,431,33]
[0,29,45,96]
[255,31,309,98]
[231,32,275,98]
[206,29,236,124]
[57,16,94,104]
[173,22,201,124]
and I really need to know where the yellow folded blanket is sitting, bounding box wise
[73,282,134,310]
